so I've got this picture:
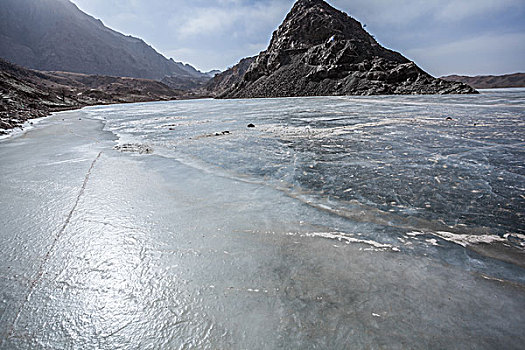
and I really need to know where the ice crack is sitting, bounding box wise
[3,151,102,342]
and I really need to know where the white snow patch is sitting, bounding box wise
[504,233,525,248]
[288,231,395,250]
[481,275,507,283]
[406,231,424,237]
[405,231,507,247]
[426,239,439,246]
[434,231,506,247]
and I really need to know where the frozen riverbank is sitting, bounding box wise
[1,105,524,349]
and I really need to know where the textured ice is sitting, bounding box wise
[92,92,525,244]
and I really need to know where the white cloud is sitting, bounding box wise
[174,2,289,39]
[333,0,438,24]
[176,9,228,38]
[435,0,522,21]
[333,0,522,25]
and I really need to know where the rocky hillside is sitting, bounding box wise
[0,58,183,133]
[161,75,212,91]
[212,0,476,98]
[0,0,208,83]
[204,57,256,96]
[442,73,525,89]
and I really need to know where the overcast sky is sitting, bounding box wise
[70,0,525,76]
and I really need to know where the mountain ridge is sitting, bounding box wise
[0,0,207,82]
[441,73,525,89]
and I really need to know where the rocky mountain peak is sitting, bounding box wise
[268,0,375,52]
[210,0,476,98]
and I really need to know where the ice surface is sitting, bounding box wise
[1,91,524,349]
[95,91,525,251]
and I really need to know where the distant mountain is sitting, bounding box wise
[441,73,525,89]
[205,57,256,96]
[161,69,223,90]
[161,75,211,91]
[0,0,208,83]
[0,58,183,132]
[211,0,476,98]
[205,70,222,78]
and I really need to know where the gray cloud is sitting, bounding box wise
[407,32,525,76]
[70,0,525,75]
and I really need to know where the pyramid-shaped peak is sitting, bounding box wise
[269,0,374,52]
[294,0,327,7]
[290,0,347,16]
[210,0,476,98]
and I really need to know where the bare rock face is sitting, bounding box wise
[214,0,476,98]
[204,56,256,96]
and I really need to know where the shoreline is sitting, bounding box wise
[0,96,209,140]
[4,86,524,138]
[0,114,50,141]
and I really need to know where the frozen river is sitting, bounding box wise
[1,90,524,348]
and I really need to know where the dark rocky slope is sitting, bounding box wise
[212,0,476,98]
[0,59,183,133]
[204,57,256,96]
[0,0,208,83]
[161,75,212,91]
[442,73,525,89]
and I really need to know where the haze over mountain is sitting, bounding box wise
[0,0,207,82]
[442,73,525,89]
[211,0,475,98]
